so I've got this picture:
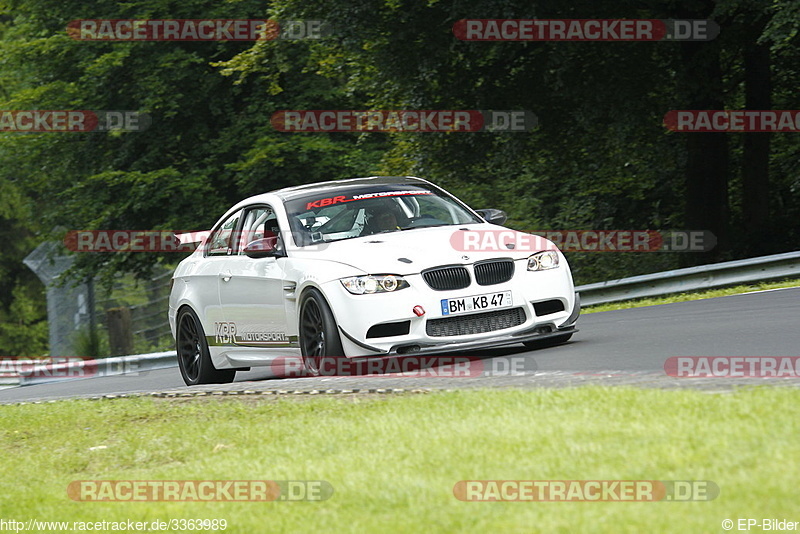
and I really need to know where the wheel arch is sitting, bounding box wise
[176,302,198,318]
[296,281,338,323]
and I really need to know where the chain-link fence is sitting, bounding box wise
[24,242,174,358]
[96,269,173,355]
[24,242,87,357]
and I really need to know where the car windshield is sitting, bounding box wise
[284,183,482,246]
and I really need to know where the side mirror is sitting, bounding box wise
[476,209,508,226]
[243,237,281,258]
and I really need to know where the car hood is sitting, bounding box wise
[289,224,557,274]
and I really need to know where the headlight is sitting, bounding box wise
[341,274,410,294]
[527,251,559,271]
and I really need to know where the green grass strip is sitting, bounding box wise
[1,387,798,532]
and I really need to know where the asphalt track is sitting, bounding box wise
[1,287,798,403]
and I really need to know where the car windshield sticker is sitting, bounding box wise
[305,190,433,210]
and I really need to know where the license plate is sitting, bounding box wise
[440,291,512,316]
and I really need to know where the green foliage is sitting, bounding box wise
[0,0,388,288]
[71,324,107,360]
[0,282,48,356]
[1,0,799,295]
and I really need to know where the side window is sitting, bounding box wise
[206,210,242,256]
[238,206,279,254]
[416,195,452,222]
[415,195,471,224]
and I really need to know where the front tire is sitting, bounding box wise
[523,333,573,351]
[176,307,236,385]
[299,288,344,376]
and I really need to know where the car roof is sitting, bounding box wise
[270,176,433,201]
[224,176,439,217]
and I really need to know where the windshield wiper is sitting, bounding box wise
[399,223,447,231]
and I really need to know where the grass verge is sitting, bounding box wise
[583,278,800,314]
[1,388,798,532]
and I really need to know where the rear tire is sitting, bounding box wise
[523,333,573,351]
[176,307,236,385]
[299,288,344,376]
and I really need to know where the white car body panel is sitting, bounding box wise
[169,176,579,373]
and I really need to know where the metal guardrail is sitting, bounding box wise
[576,250,800,307]
[9,251,800,387]
[17,351,177,386]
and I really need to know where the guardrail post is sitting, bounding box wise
[107,307,134,356]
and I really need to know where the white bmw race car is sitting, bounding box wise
[169,176,579,385]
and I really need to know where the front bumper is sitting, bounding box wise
[340,320,578,356]
[328,273,581,356]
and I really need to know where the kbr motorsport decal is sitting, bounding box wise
[305,190,432,210]
[211,321,296,347]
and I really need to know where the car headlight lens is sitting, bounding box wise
[341,275,409,295]
[363,277,379,293]
[527,251,559,271]
[381,275,398,292]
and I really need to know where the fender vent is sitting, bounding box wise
[533,300,565,316]
[366,321,411,339]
